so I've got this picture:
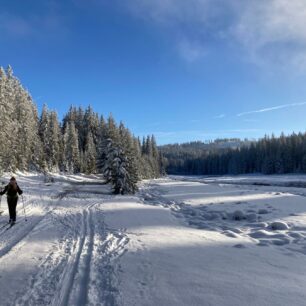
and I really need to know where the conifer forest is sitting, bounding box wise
[2,65,306,190]
[0,66,164,194]
[161,134,306,175]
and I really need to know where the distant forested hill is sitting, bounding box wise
[160,134,306,175]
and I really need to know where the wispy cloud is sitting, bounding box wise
[0,13,34,37]
[0,2,67,40]
[145,128,262,139]
[124,0,306,71]
[237,102,306,117]
[214,114,226,119]
[178,39,209,62]
[136,127,264,144]
[243,118,259,123]
[147,119,201,127]
[232,0,306,71]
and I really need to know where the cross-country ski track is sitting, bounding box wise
[1,173,306,305]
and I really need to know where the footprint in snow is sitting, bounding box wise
[258,209,269,215]
[233,244,246,249]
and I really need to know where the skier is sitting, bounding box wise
[0,177,23,224]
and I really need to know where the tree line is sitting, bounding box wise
[0,66,164,193]
[161,133,306,175]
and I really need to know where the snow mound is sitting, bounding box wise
[258,209,269,215]
[269,221,289,231]
[223,230,240,238]
[232,210,245,221]
[246,213,257,222]
[249,230,287,239]
[249,222,268,228]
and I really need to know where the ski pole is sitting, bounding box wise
[21,195,27,221]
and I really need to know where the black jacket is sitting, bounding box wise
[0,184,23,198]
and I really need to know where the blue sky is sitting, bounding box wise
[1,0,306,144]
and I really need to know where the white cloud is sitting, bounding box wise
[124,0,306,71]
[237,102,306,117]
[125,0,213,26]
[233,0,306,70]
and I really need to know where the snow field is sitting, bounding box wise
[141,179,306,252]
[1,174,306,305]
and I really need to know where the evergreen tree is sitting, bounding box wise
[63,122,80,173]
[84,132,96,174]
[0,67,12,172]
[48,111,61,171]
[39,104,50,170]
[119,125,139,193]
[102,138,134,194]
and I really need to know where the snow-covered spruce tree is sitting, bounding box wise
[139,135,162,179]
[83,105,99,148]
[0,65,41,171]
[84,131,96,174]
[62,121,80,173]
[158,149,166,176]
[96,115,108,172]
[0,67,13,172]
[96,117,140,194]
[119,122,139,193]
[97,114,119,173]
[62,105,78,131]
[96,114,120,171]
[133,137,146,179]
[102,138,134,194]
[62,105,100,173]
[14,86,41,170]
[79,150,85,173]
[39,107,61,172]
[48,111,61,171]
[150,135,161,177]
[39,104,50,170]
[76,106,85,151]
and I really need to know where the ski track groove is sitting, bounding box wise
[52,204,94,306]
[4,183,130,306]
[20,200,129,306]
[0,211,52,259]
[13,195,100,306]
[0,191,62,259]
[76,206,94,306]
[88,210,130,306]
[57,202,97,306]
[13,209,82,306]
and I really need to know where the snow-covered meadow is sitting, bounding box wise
[0,173,306,305]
